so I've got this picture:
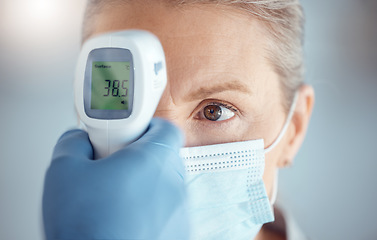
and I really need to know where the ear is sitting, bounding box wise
[277,85,315,168]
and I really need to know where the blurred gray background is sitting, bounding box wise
[0,0,376,239]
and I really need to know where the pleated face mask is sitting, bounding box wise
[179,93,298,240]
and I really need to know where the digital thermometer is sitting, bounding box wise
[75,30,167,159]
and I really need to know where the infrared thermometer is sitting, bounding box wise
[74,30,167,159]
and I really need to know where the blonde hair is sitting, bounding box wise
[83,0,305,111]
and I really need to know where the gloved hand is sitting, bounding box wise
[43,118,189,240]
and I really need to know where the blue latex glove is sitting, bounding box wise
[43,118,189,240]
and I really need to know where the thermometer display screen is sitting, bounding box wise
[91,61,131,110]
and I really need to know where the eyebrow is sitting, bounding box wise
[183,80,252,102]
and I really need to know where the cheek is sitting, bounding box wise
[182,119,253,147]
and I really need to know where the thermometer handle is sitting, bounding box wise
[87,123,149,159]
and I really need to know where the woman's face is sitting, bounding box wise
[87,2,313,200]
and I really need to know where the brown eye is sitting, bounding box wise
[204,105,222,121]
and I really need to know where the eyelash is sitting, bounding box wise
[194,101,238,122]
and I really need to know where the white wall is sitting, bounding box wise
[0,0,85,239]
[0,0,376,239]
[279,1,377,239]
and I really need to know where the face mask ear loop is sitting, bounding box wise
[270,170,279,205]
[264,92,299,154]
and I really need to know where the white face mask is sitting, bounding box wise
[179,93,298,240]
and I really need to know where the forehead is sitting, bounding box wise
[90,2,276,101]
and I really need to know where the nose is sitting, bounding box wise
[153,87,193,146]
[153,107,177,123]
[153,87,183,128]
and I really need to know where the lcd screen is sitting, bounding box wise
[91,61,131,110]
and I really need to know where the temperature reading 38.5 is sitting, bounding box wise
[91,61,131,110]
[103,80,128,97]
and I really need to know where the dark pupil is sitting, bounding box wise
[204,105,222,121]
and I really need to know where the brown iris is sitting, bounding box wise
[204,105,222,121]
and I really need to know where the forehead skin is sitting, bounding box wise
[88,1,286,147]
